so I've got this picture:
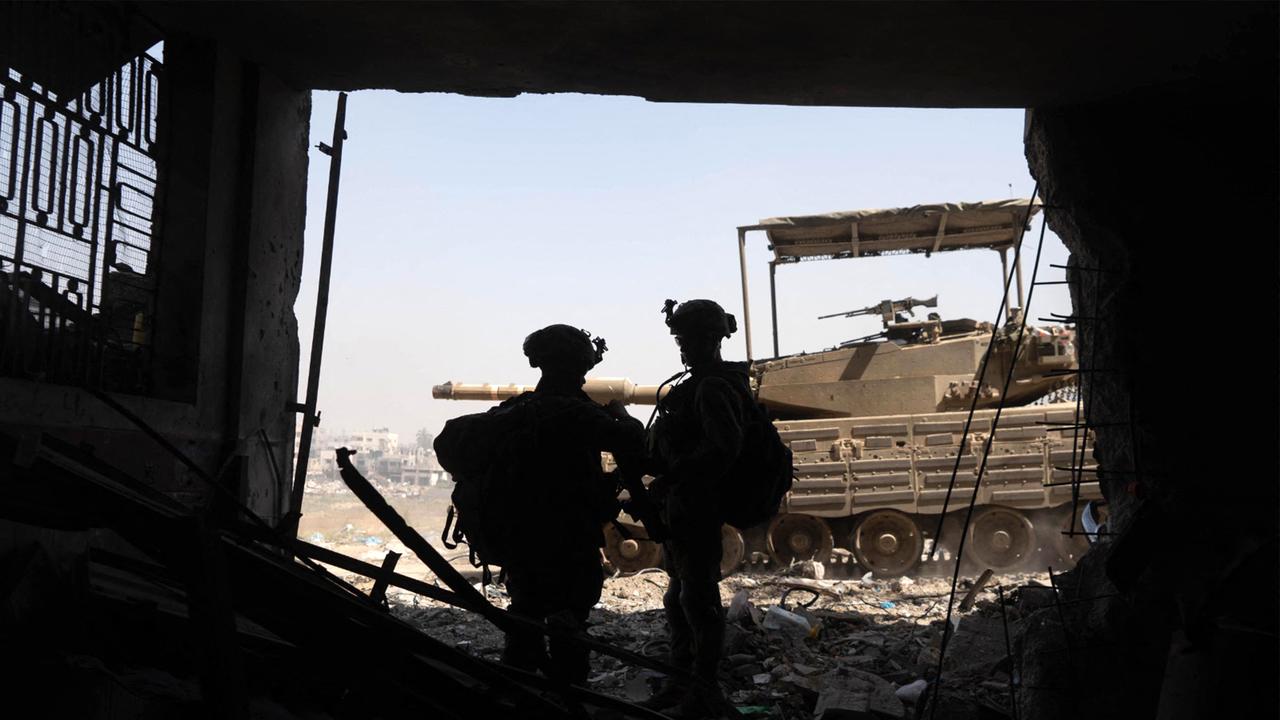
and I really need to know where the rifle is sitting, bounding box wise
[615,466,668,543]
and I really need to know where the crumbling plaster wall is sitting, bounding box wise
[1021,97,1278,719]
[161,39,307,523]
[230,68,308,523]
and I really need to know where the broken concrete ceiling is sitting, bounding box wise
[141,1,1275,107]
[0,2,162,98]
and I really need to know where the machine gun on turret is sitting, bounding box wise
[818,295,939,327]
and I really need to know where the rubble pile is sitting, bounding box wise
[3,427,1047,720]
[386,564,1050,719]
[0,433,665,719]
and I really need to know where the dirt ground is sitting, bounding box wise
[297,481,479,579]
[300,482,1041,719]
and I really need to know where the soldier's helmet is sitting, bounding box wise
[662,299,738,339]
[522,324,607,373]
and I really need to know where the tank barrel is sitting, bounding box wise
[582,377,669,405]
[432,377,667,405]
[432,382,535,402]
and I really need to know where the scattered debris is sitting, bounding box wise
[814,688,873,719]
[764,577,843,597]
[786,559,826,580]
[380,564,1050,719]
[942,614,1007,674]
[728,588,755,624]
[7,424,1049,720]
[293,487,1049,720]
[808,666,904,719]
[1,433,681,719]
[762,606,813,637]
[895,678,928,704]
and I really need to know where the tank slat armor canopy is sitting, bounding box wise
[751,198,1042,262]
[435,198,1100,577]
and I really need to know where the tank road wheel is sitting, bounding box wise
[766,514,834,566]
[853,510,924,577]
[720,525,745,577]
[603,523,663,574]
[967,507,1036,572]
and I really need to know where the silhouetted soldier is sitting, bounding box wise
[645,299,750,717]
[500,324,645,684]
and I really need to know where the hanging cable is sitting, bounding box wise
[929,193,1054,719]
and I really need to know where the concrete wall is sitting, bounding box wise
[230,67,309,522]
[1018,94,1278,719]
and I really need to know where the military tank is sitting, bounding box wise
[433,199,1102,577]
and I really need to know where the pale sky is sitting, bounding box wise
[296,92,1073,443]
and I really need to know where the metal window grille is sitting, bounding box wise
[0,48,163,394]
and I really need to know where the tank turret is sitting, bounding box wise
[751,305,1077,420]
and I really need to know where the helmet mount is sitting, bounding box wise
[662,298,737,339]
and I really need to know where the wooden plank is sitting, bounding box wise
[294,540,468,608]
[334,448,497,618]
[369,550,402,606]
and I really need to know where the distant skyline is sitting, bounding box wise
[296,93,1073,441]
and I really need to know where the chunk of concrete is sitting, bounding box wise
[942,614,1007,675]
[842,667,906,719]
[814,688,874,719]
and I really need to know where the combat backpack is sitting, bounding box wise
[434,393,542,568]
[655,369,794,530]
[718,389,794,530]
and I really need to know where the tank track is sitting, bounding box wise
[604,503,1096,579]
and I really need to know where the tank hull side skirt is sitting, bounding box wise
[602,402,1101,576]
